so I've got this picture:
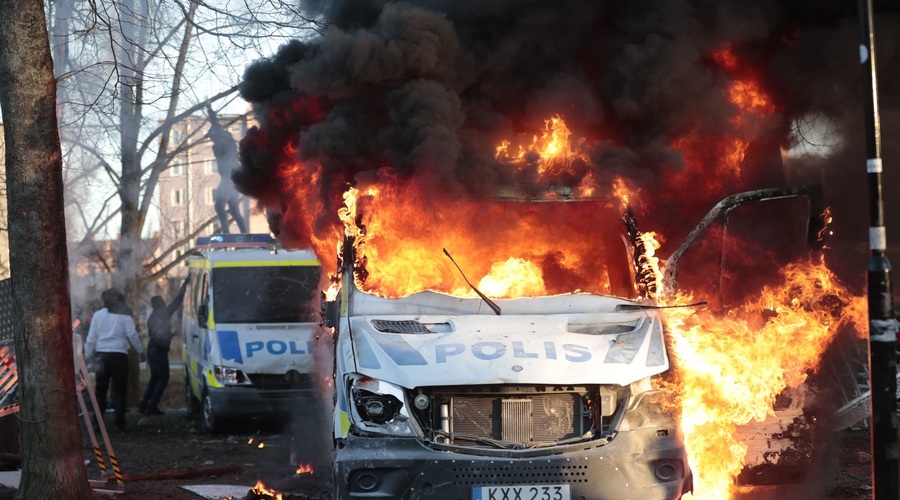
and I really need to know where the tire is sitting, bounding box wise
[201,391,222,434]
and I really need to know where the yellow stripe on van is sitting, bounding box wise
[187,259,211,269]
[206,369,224,388]
[212,260,319,268]
[339,410,351,437]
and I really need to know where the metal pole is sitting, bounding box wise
[858,1,898,498]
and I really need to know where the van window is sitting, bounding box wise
[212,266,320,324]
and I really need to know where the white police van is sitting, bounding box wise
[324,232,694,500]
[324,187,825,500]
[181,233,322,432]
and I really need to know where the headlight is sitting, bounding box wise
[214,366,251,386]
[349,376,414,436]
[354,389,402,424]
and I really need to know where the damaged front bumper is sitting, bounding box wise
[332,425,692,500]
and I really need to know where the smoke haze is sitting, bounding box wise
[235,0,900,289]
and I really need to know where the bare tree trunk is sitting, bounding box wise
[0,0,97,498]
[116,0,147,405]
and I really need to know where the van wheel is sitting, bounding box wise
[201,391,222,433]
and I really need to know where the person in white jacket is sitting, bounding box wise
[85,288,145,432]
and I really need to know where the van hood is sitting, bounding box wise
[347,309,669,388]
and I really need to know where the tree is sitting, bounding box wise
[45,0,318,403]
[50,0,320,307]
[0,128,9,279]
[0,0,97,497]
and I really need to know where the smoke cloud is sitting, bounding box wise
[236,0,900,288]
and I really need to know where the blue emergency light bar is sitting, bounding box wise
[195,233,275,248]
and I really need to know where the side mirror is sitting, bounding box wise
[197,302,209,328]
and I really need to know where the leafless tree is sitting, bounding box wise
[48,0,320,307]
[0,0,97,497]
[0,2,319,494]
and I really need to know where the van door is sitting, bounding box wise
[660,186,831,488]
[661,185,825,306]
[184,266,211,403]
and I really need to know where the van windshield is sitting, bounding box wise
[212,265,321,324]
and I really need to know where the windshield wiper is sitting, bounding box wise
[443,248,501,316]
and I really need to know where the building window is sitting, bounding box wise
[171,189,184,206]
[173,220,183,237]
[171,162,183,176]
[206,159,218,174]
[206,188,216,205]
[170,129,181,144]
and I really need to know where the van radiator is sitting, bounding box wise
[449,393,582,445]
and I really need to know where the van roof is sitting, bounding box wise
[187,246,320,267]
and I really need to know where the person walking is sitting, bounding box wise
[85,288,145,432]
[139,276,190,416]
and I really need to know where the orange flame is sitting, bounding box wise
[474,258,546,298]
[295,463,314,475]
[637,231,664,297]
[495,114,590,175]
[331,179,626,298]
[818,206,834,244]
[612,176,636,209]
[251,480,283,500]
[660,259,866,499]
[667,47,781,207]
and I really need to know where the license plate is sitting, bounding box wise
[472,484,570,500]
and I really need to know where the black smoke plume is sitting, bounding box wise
[236,0,900,288]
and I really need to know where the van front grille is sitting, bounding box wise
[247,372,313,390]
[449,393,582,445]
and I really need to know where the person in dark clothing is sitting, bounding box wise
[139,276,190,416]
[206,106,248,234]
[86,288,144,432]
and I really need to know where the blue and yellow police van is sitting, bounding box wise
[181,233,323,432]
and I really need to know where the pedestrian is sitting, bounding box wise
[85,288,145,432]
[139,276,190,416]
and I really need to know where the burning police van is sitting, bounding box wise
[327,281,691,500]
[323,186,827,500]
[181,233,322,432]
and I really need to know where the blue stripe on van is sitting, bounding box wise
[368,331,428,366]
[217,330,243,364]
[353,334,381,370]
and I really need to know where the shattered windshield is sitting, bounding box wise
[212,266,321,323]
